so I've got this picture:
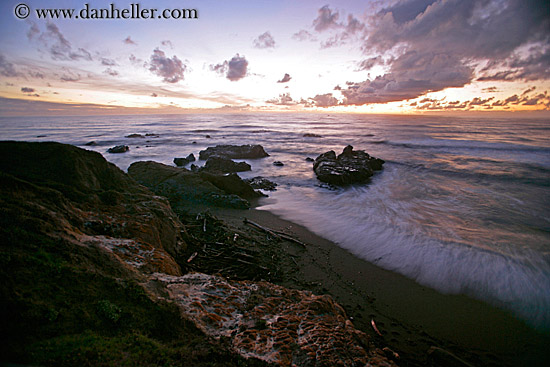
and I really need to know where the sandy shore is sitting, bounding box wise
[213,204,550,366]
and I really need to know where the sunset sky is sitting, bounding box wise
[0,0,549,115]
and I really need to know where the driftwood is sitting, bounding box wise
[243,218,306,248]
[371,318,383,336]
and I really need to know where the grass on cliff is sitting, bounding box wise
[0,209,267,367]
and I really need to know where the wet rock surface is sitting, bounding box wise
[107,144,129,153]
[245,177,277,191]
[201,156,251,173]
[128,160,254,209]
[313,145,385,185]
[199,144,269,160]
[173,153,196,167]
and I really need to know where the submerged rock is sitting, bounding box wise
[201,156,251,173]
[173,153,196,167]
[303,133,322,138]
[272,161,284,167]
[199,144,269,160]
[107,145,129,153]
[313,145,384,185]
[125,133,145,138]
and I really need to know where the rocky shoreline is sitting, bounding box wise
[2,141,549,366]
[0,141,396,366]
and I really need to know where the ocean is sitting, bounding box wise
[1,113,549,330]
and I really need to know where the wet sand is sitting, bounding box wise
[213,205,550,366]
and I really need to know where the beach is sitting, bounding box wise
[212,204,550,366]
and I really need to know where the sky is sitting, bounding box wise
[0,0,549,115]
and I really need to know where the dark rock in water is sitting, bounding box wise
[201,156,251,173]
[313,145,384,185]
[305,157,314,162]
[245,177,277,191]
[205,135,211,139]
[272,161,284,167]
[199,144,269,160]
[84,141,97,146]
[128,161,252,209]
[145,133,159,137]
[107,145,129,153]
[173,153,196,167]
[303,133,322,138]
[126,133,145,138]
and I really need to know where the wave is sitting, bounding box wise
[260,178,550,331]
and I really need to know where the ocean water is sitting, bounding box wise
[1,113,549,330]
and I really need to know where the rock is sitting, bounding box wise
[305,157,314,162]
[126,133,145,138]
[205,134,211,139]
[272,161,284,167]
[303,133,322,138]
[199,144,269,160]
[201,156,251,173]
[313,145,384,185]
[107,145,129,153]
[173,153,196,167]
[128,161,252,209]
[0,141,185,274]
[245,177,277,191]
[84,141,97,146]
[145,133,159,137]
[199,172,263,199]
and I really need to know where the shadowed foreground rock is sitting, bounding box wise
[314,145,385,185]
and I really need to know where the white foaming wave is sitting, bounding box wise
[259,181,550,330]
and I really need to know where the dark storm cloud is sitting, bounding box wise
[148,48,187,83]
[253,32,276,49]
[332,0,550,105]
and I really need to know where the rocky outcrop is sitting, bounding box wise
[174,153,196,167]
[313,145,385,185]
[201,156,251,173]
[154,272,396,367]
[0,141,396,367]
[107,145,129,153]
[199,144,269,160]
[128,161,254,209]
[0,141,185,274]
[245,177,277,191]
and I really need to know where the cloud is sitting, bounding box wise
[277,73,292,83]
[210,54,249,81]
[27,22,93,62]
[21,87,39,97]
[334,0,550,105]
[340,51,472,104]
[292,30,317,42]
[313,5,341,32]
[253,32,276,49]
[0,54,19,77]
[104,68,119,77]
[312,93,339,107]
[148,48,187,83]
[266,93,295,106]
[101,58,117,66]
[161,40,173,48]
[124,36,137,45]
